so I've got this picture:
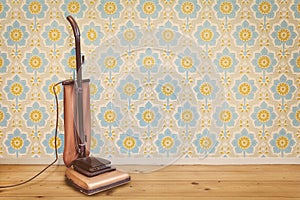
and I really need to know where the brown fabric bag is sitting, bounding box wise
[63,80,91,167]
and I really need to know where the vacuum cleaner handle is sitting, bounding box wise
[66,15,86,158]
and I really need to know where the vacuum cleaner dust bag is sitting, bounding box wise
[63,80,91,167]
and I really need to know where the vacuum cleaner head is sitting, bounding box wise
[65,168,131,195]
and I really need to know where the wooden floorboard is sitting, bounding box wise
[0,165,299,199]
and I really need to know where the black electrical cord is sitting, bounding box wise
[0,81,65,189]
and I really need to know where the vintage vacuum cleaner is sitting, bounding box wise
[63,15,130,195]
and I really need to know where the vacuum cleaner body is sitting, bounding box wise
[63,15,130,195]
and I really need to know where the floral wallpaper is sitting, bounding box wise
[0,0,299,165]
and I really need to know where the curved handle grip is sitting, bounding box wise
[67,15,80,38]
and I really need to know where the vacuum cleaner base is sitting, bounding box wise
[65,168,131,195]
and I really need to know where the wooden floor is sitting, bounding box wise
[0,164,300,199]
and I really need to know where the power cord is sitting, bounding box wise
[0,80,66,189]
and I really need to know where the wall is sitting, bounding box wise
[0,0,299,165]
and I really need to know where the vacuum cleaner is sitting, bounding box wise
[63,15,130,195]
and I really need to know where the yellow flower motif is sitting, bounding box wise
[143,1,156,15]
[276,82,289,96]
[278,29,290,42]
[87,29,97,42]
[296,57,300,69]
[29,1,42,14]
[49,83,61,96]
[259,1,272,15]
[220,1,233,15]
[104,57,117,69]
[162,136,174,149]
[91,137,97,149]
[0,57,3,68]
[258,56,271,69]
[10,28,23,42]
[143,56,155,69]
[257,109,270,123]
[0,111,4,122]
[162,83,174,96]
[49,136,62,149]
[239,29,252,42]
[181,56,193,69]
[104,110,117,123]
[219,110,232,123]
[11,137,23,150]
[200,29,213,42]
[68,55,76,69]
[199,136,212,149]
[238,136,251,150]
[29,56,42,69]
[162,29,175,42]
[123,136,136,150]
[199,83,212,96]
[181,2,194,15]
[181,110,193,123]
[48,29,61,42]
[10,83,23,96]
[219,56,232,69]
[123,29,136,42]
[104,1,117,15]
[123,83,136,96]
[143,110,155,123]
[238,83,251,96]
[276,136,289,150]
[0,3,3,13]
[89,83,97,96]
[296,110,300,122]
[30,110,42,123]
[67,1,80,14]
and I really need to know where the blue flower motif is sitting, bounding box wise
[155,129,181,156]
[175,0,200,19]
[214,0,240,19]
[90,130,104,154]
[213,102,238,127]
[98,102,123,127]
[61,0,87,18]
[271,75,296,100]
[136,101,161,127]
[233,21,258,47]
[82,22,104,46]
[175,101,199,127]
[251,101,276,127]
[136,0,162,19]
[137,48,161,74]
[98,0,123,19]
[0,1,9,18]
[232,75,257,100]
[252,47,277,73]
[0,51,10,73]
[98,47,123,73]
[290,52,300,73]
[194,20,220,46]
[193,128,218,154]
[5,129,30,157]
[291,2,300,19]
[289,104,300,127]
[252,0,278,19]
[156,21,180,47]
[232,128,257,156]
[23,48,48,73]
[117,129,142,156]
[0,105,11,127]
[4,75,29,100]
[23,0,48,18]
[193,74,219,100]
[118,21,142,47]
[62,48,76,75]
[271,20,297,47]
[4,21,29,47]
[155,75,181,101]
[270,128,295,156]
[23,102,49,127]
[42,20,68,46]
[117,75,142,100]
[175,48,200,74]
[42,75,63,100]
[42,131,64,154]
[89,77,104,100]
[214,47,238,73]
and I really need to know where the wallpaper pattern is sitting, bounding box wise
[0,0,299,164]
